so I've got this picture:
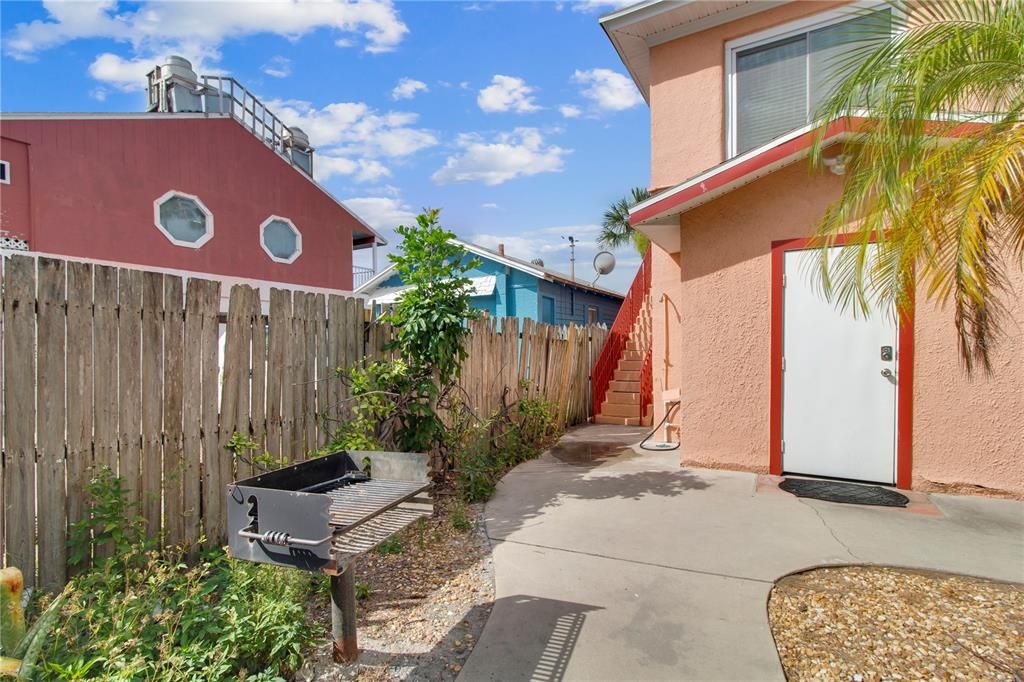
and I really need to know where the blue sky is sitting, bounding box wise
[1,0,649,292]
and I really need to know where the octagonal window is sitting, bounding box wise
[153,191,213,248]
[260,216,302,264]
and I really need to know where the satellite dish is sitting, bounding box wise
[593,251,616,276]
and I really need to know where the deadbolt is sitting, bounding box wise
[880,345,893,361]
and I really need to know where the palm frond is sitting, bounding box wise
[808,0,1024,373]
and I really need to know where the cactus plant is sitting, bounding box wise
[0,568,26,656]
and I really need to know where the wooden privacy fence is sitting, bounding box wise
[0,254,608,591]
[460,316,608,427]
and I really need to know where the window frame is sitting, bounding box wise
[587,305,599,325]
[259,215,303,264]
[723,0,890,159]
[0,160,10,185]
[153,190,214,248]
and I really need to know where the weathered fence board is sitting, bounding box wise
[66,262,94,561]
[163,275,185,548]
[118,270,143,508]
[36,258,67,591]
[3,255,37,587]
[198,280,222,548]
[141,272,164,537]
[0,253,608,588]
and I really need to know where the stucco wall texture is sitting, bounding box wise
[648,1,849,188]
[647,162,1024,496]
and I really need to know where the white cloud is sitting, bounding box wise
[559,104,582,118]
[572,68,642,111]
[481,203,500,209]
[269,99,438,158]
[432,128,569,186]
[5,0,408,89]
[262,56,292,79]
[89,87,108,102]
[477,75,540,114]
[391,77,428,100]
[343,197,417,232]
[570,0,636,13]
[315,155,391,183]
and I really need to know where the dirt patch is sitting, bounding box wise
[768,565,1024,681]
[298,497,494,681]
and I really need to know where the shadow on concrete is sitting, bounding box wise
[486,425,711,540]
[455,594,603,682]
[318,595,601,682]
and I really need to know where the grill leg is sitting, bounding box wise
[330,564,358,663]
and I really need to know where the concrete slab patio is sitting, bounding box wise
[459,424,1024,681]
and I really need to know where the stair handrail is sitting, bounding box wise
[592,247,652,416]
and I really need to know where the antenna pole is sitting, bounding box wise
[565,235,576,281]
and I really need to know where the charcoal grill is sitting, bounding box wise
[227,449,432,662]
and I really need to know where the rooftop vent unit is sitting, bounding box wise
[145,56,315,178]
[146,56,203,113]
[284,126,313,176]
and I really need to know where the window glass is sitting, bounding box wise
[734,9,891,156]
[263,219,299,260]
[736,35,808,155]
[158,195,209,243]
[809,11,891,115]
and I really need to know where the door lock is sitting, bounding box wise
[880,345,893,361]
[880,368,893,378]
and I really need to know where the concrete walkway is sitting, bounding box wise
[460,424,1024,681]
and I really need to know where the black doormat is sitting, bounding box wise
[779,478,909,507]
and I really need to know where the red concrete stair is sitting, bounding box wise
[594,292,653,427]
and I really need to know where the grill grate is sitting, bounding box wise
[327,479,429,529]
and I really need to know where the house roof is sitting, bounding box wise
[600,0,785,103]
[355,238,625,300]
[628,120,856,251]
[0,112,386,248]
[362,275,497,305]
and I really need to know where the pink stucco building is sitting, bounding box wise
[602,1,1023,497]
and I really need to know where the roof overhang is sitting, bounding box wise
[600,0,787,103]
[629,120,857,251]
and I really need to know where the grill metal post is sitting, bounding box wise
[331,563,358,662]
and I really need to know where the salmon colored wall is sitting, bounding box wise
[0,136,32,242]
[0,118,357,290]
[648,1,849,189]
[649,162,1024,495]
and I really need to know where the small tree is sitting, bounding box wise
[330,209,480,460]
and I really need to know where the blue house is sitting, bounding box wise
[355,238,623,326]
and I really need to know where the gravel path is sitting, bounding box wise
[769,565,1024,681]
[298,499,494,681]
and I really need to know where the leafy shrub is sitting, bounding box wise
[452,395,561,503]
[449,503,473,532]
[47,467,316,680]
[374,535,403,556]
[355,581,372,601]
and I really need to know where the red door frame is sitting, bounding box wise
[769,236,914,489]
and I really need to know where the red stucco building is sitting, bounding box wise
[0,59,383,294]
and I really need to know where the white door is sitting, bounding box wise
[782,246,897,483]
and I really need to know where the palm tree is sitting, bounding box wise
[600,187,651,255]
[809,1,1023,374]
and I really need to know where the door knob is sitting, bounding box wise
[880,368,893,378]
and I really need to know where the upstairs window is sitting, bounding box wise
[154,191,213,248]
[260,216,302,264]
[0,160,10,184]
[727,6,892,157]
